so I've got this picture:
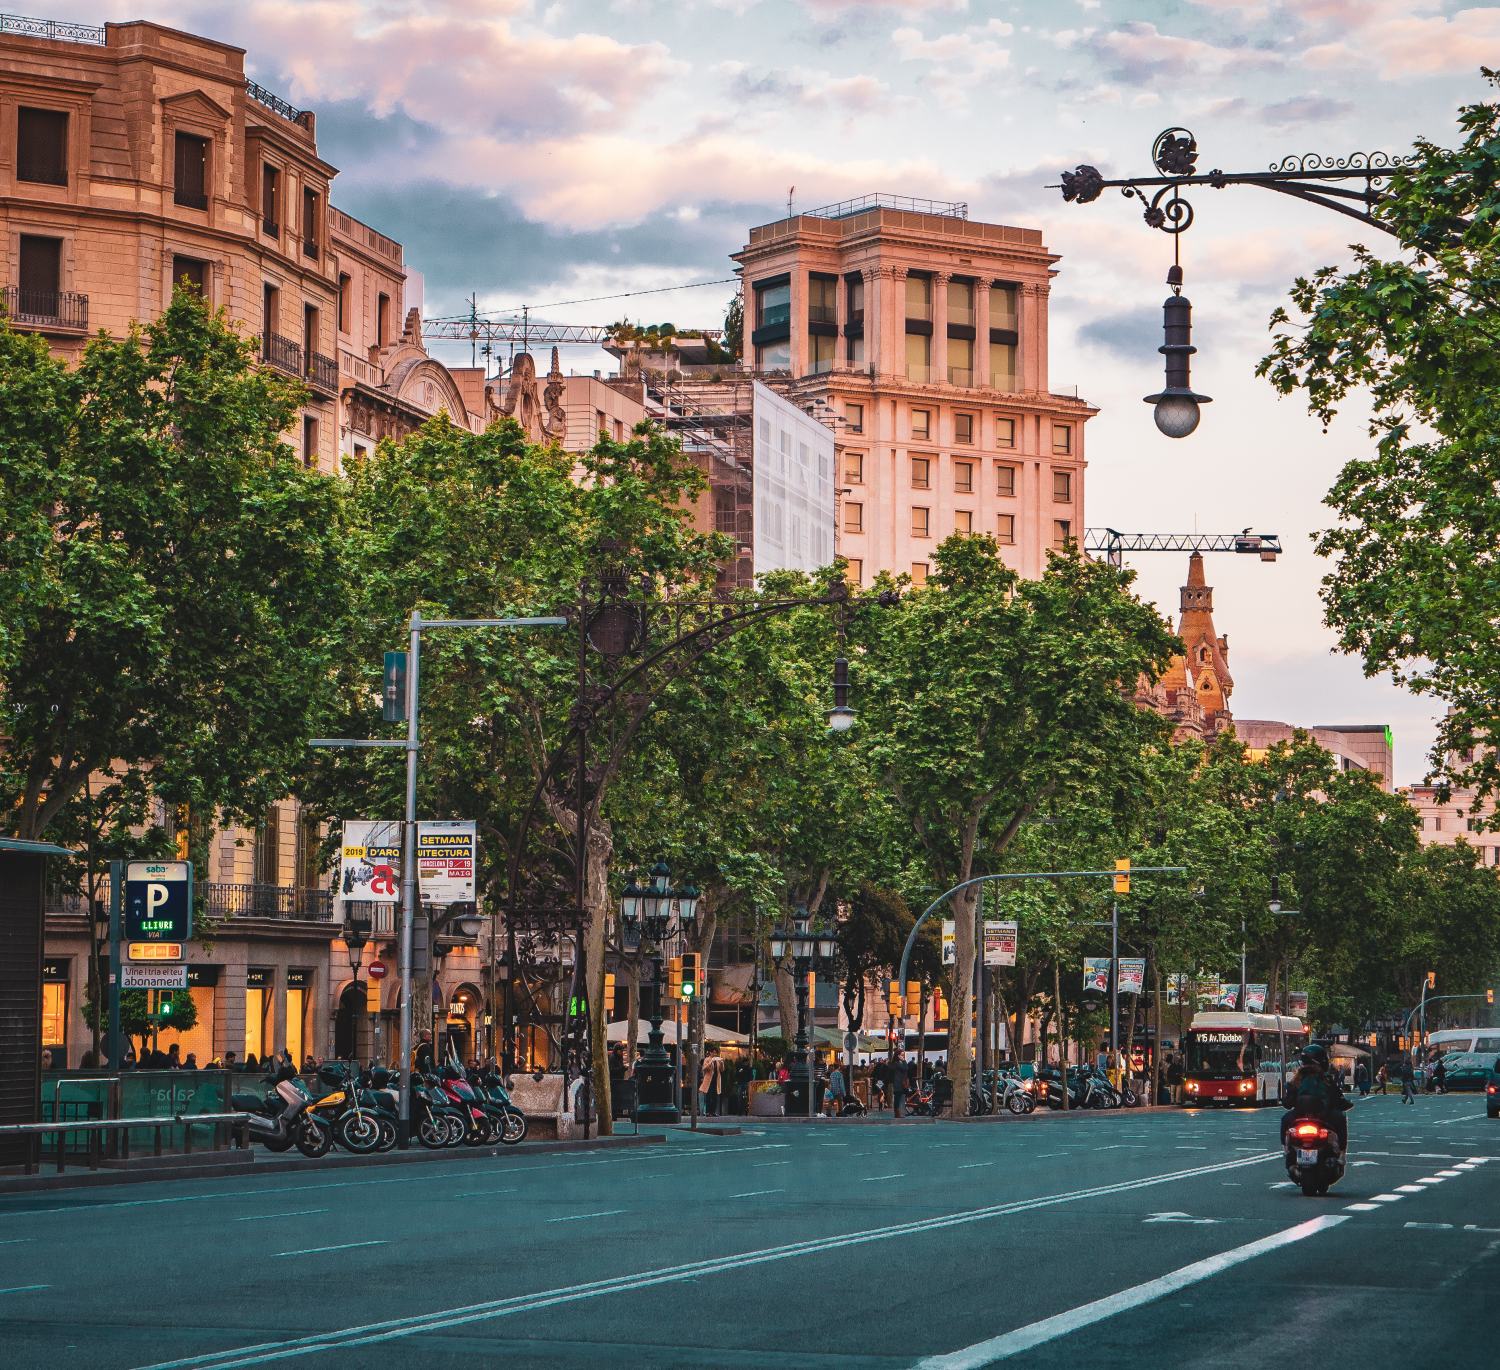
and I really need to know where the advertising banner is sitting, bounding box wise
[1166,972,1190,1004]
[1195,976,1222,1005]
[942,919,956,965]
[1117,958,1146,995]
[983,920,1018,967]
[339,820,403,905]
[417,820,478,905]
[1216,983,1241,1009]
[1082,957,1111,994]
[1288,989,1309,1017]
[1245,983,1268,1012]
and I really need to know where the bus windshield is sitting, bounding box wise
[1187,1031,1253,1078]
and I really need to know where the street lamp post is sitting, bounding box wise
[618,862,699,1123]
[769,908,838,1118]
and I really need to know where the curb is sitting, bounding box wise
[0,1132,663,1196]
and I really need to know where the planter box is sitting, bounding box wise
[749,1091,784,1117]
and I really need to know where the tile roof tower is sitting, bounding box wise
[1177,551,1232,721]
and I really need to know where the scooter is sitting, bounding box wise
[1284,1116,1345,1196]
[230,1061,333,1158]
[470,1070,530,1143]
[995,1070,1036,1115]
[307,1062,397,1153]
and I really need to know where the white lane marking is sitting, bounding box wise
[233,1210,327,1222]
[457,1188,517,1198]
[862,1173,906,1181]
[959,1162,995,1170]
[135,1150,1286,1370]
[1404,1222,1452,1230]
[1435,1170,1463,1177]
[1396,1185,1427,1193]
[915,1216,1348,1368]
[547,1209,624,1224]
[1345,1203,1380,1211]
[0,1237,34,1245]
[1269,1181,1296,1190]
[1370,1194,1404,1202]
[1415,1177,1445,1185]
[1455,1163,1478,1170]
[729,1189,783,1199]
[1434,1114,1488,1125]
[753,1162,790,1168]
[275,1241,386,1258]
[0,1284,48,1294]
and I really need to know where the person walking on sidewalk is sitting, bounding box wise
[699,1051,724,1116]
[1399,1056,1416,1104]
[871,1057,890,1112]
[891,1048,909,1118]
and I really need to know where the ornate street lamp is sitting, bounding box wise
[769,906,839,1117]
[344,906,372,974]
[1143,266,1211,439]
[827,655,856,733]
[619,861,697,1123]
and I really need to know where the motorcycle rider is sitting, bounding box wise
[1280,1044,1350,1151]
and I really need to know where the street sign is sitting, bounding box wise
[121,964,188,990]
[368,959,388,980]
[124,861,192,944]
[842,1031,858,1053]
[128,941,184,962]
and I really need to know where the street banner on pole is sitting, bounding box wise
[1288,989,1309,1017]
[1118,958,1146,995]
[417,820,477,905]
[1194,975,1222,1005]
[1245,983,1268,1012]
[1082,957,1111,994]
[942,919,956,965]
[1166,972,1189,1004]
[339,820,402,905]
[1216,983,1240,1009]
[983,920,1017,967]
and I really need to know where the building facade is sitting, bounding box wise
[731,195,1095,587]
[1136,553,1236,742]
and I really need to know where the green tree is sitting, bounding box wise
[0,293,354,842]
[860,537,1178,1108]
[1259,74,1500,799]
[723,295,743,361]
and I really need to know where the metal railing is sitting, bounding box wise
[261,331,304,377]
[0,1112,250,1175]
[246,79,311,129]
[307,351,337,394]
[2,284,88,330]
[203,882,334,921]
[805,193,969,221]
[0,12,105,43]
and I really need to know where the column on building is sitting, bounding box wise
[931,271,950,393]
[788,265,807,376]
[883,267,908,384]
[1022,280,1050,394]
[861,267,882,374]
[974,277,991,389]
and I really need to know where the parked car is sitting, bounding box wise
[1433,1051,1492,1092]
[1487,1058,1499,1120]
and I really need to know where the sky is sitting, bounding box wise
[46,0,1497,782]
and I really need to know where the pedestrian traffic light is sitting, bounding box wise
[887,979,902,1016]
[1427,970,1437,990]
[904,981,922,1018]
[680,953,699,1001]
[1114,858,1131,895]
[159,994,174,1020]
[668,956,683,1001]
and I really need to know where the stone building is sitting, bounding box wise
[731,194,1095,587]
[1136,553,1236,743]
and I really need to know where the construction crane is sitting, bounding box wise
[1085,528,1281,568]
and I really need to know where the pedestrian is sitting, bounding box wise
[243,1053,259,1074]
[222,1050,238,1073]
[871,1057,890,1112]
[79,1049,98,1070]
[166,1043,181,1069]
[1095,1045,1109,1074]
[302,1054,317,1074]
[1376,1063,1388,1094]
[825,1061,847,1117]
[1354,1061,1369,1097]
[1399,1056,1416,1104]
[1166,1052,1185,1105]
[699,1051,724,1116]
[41,1048,54,1071]
[412,1029,435,1075]
[183,1052,198,1070]
[891,1048,908,1118]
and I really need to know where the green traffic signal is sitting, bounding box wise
[159,996,174,1018]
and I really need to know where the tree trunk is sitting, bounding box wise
[775,960,797,1044]
[581,819,613,1136]
[1054,960,1068,1110]
[626,964,640,1064]
[946,812,983,1119]
[1151,957,1163,1109]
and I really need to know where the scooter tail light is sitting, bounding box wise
[1293,1122,1326,1139]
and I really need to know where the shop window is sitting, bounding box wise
[245,981,270,1061]
[42,982,67,1056]
[286,984,307,1065]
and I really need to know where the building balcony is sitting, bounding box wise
[3,285,88,333]
[306,351,338,395]
[204,882,334,922]
[261,331,304,377]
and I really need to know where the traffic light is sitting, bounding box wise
[680,953,700,1001]
[931,988,947,1025]
[887,979,902,1016]
[1114,858,1131,895]
[604,972,616,1015]
[1427,970,1437,990]
[668,956,683,1001]
[158,994,174,1020]
[904,981,922,1018]
[1487,988,1495,1006]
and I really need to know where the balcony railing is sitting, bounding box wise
[246,79,312,130]
[302,238,319,260]
[3,285,88,331]
[0,12,104,43]
[948,367,974,387]
[204,882,333,921]
[261,331,303,377]
[306,351,338,394]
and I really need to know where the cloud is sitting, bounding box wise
[1303,6,1500,78]
[1258,93,1354,127]
[890,19,1013,82]
[1077,307,1163,363]
[718,62,890,111]
[1082,20,1281,83]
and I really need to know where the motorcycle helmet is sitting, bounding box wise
[1300,1044,1328,1072]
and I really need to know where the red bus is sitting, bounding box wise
[1182,1012,1308,1105]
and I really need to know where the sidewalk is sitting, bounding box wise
[0,1131,662,1196]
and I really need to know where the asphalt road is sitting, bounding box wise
[1,1093,1495,1369]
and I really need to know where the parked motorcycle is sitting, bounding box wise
[470,1070,530,1143]
[306,1062,397,1153]
[1284,1116,1345,1196]
[994,1069,1036,1115]
[230,1061,333,1158]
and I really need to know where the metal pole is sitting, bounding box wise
[396,611,422,1147]
[1110,900,1120,1056]
[806,963,815,1120]
[107,859,122,1070]
[1239,914,1247,1015]
[975,884,985,1101]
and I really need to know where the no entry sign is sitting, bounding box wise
[368,960,388,980]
